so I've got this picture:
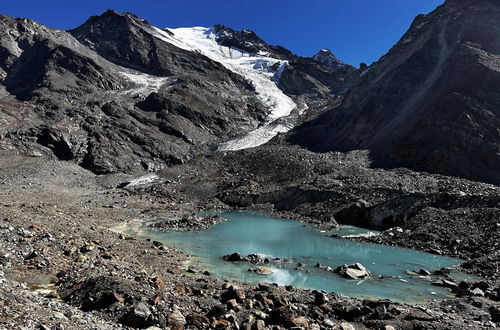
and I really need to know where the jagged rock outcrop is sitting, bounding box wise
[290,0,500,185]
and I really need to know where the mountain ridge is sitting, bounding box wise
[0,10,351,173]
[289,0,500,185]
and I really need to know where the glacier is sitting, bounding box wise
[151,26,297,151]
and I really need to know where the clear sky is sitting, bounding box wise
[0,0,444,66]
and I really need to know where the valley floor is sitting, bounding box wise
[0,151,498,329]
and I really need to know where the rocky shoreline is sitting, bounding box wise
[0,154,498,329]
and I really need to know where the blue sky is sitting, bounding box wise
[0,0,444,66]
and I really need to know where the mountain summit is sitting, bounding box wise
[312,49,346,71]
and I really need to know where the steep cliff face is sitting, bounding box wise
[290,0,500,185]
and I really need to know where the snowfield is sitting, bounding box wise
[151,26,297,151]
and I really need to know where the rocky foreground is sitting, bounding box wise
[0,152,498,329]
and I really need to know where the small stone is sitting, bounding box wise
[80,243,95,253]
[221,286,245,303]
[186,313,210,327]
[168,309,186,328]
[152,276,167,291]
[471,288,484,296]
[419,268,431,275]
[255,319,266,329]
[432,279,458,288]
[76,255,88,262]
[472,281,490,291]
[207,305,227,318]
[64,246,78,256]
[174,285,188,295]
[254,310,268,320]
[227,299,239,310]
[152,295,162,305]
[290,316,309,327]
[212,319,231,328]
[341,322,357,330]
[314,291,329,306]
[24,251,39,260]
[122,302,152,328]
[490,306,500,323]
[324,319,335,327]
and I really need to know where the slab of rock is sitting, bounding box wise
[419,268,431,275]
[431,279,458,289]
[335,263,371,279]
[249,266,273,275]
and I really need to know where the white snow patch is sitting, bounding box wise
[124,173,164,188]
[151,26,297,150]
[402,37,413,44]
[120,71,170,97]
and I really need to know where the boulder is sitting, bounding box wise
[168,309,186,329]
[221,285,245,303]
[431,279,458,289]
[186,313,210,327]
[223,252,242,262]
[313,291,329,306]
[340,322,357,330]
[334,263,371,279]
[419,268,431,275]
[248,266,274,275]
[120,302,153,328]
[471,288,485,297]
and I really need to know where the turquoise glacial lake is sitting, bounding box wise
[123,211,477,303]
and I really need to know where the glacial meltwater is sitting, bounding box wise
[122,211,477,304]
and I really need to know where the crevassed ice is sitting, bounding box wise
[218,123,292,151]
[151,26,297,151]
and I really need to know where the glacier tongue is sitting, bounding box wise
[151,26,297,150]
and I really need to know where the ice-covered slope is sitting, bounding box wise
[152,26,297,150]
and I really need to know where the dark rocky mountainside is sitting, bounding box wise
[290,0,500,185]
[0,10,351,174]
[0,11,268,173]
